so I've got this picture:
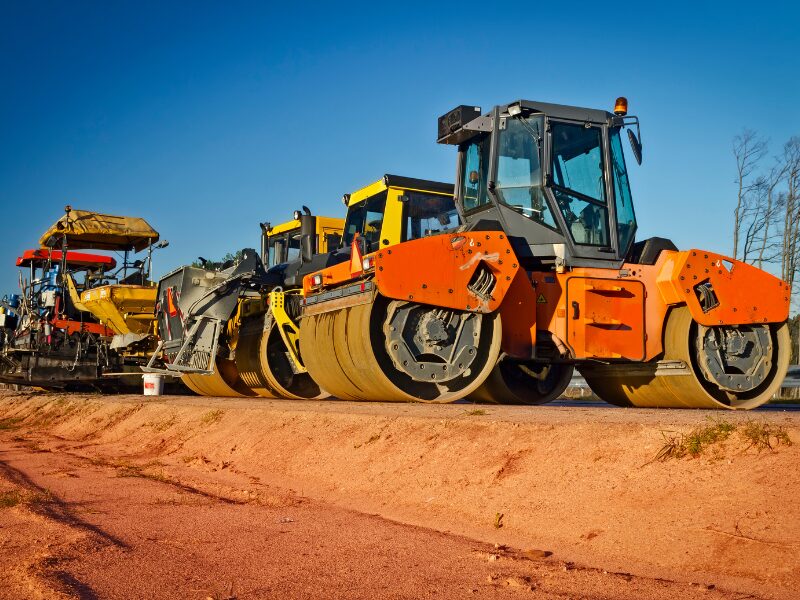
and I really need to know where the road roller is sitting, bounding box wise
[151,206,345,397]
[297,98,791,409]
[154,178,459,398]
[235,176,456,400]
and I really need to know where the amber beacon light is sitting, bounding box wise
[614,97,628,116]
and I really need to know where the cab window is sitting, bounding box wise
[343,191,387,252]
[403,192,459,241]
[267,233,301,266]
[610,128,636,255]
[495,115,559,231]
[459,135,491,212]
[285,235,301,262]
[550,122,610,247]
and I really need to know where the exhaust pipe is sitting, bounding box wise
[299,206,316,263]
[259,222,270,264]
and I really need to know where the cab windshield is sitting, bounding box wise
[343,191,387,251]
[267,231,301,266]
[495,114,559,230]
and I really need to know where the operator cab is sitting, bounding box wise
[438,100,642,269]
[262,212,345,268]
[341,174,457,254]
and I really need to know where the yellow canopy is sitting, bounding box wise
[39,209,159,253]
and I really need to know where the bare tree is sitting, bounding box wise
[755,161,788,268]
[781,137,800,288]
[732,129,767,259]
[740,177,770,263]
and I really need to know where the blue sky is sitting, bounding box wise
[1,1,799,296]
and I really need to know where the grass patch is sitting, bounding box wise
[494,512,504,529]
[21,440,48,453]
[464,408,488,416]
[200,409,225,426]
[114,460,171,483]
[115,464,143,478]
[0,489,51,509]
[740,420,793,451]
[0,417,23,431]
[655,418,792,461]
[0,490,25,508]
[147,414,177,432]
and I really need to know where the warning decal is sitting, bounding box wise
[537,294,547,304]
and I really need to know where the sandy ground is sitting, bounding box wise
[1,391,798,599]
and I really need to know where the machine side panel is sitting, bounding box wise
[531,262,669,362]
[565,277,646,360]
[657,250,790,326]
[497,270,538,358]
[372,232,519,313]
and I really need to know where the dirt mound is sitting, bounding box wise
[1,391,798,599]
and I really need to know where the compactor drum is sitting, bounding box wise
[297,99,791,409]
[235,292,327,399]
[301,297,501,402]
[580,306,791,409]
[299,175,492,402]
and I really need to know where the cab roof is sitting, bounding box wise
[438,99,617,145]
[346,174,454,206]
[267,216,344,236]
[511,99,614,124]
[17,249,117,269]
[39,210,159,252]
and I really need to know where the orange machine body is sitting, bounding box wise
[303,231,521,311]
[303,232,791,363]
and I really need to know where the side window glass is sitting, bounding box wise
[272,239,285,265]
[362,193,387,250]
[286,235,301,262]
[342,191,387,251]
[551,190,609,246]
[610,129,636,254]
[459,136,491,211]
[551,123,610,247]
[325,231,342,252]
[343,204,365,246]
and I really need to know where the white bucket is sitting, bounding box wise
[143,373,164,396]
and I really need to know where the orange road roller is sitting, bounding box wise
[298,98,791,409]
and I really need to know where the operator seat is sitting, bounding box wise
[626,237,678,265]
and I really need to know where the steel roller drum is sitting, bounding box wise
[235,313,282,398]
[580,306,790,409]
[236,312,328,400]
[300,296,502,402]
[181,357,258,398]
